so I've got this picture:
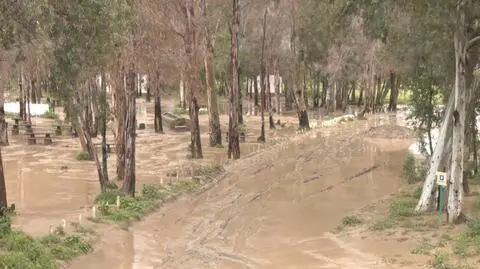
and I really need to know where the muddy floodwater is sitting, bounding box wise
[65,114,412,269]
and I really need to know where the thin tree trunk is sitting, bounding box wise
[114,73,127,181]
[416,90,454,212]
[122,70,136,195]
[202,0,222,147]
[228,0,241,159]
[388,71,399,112]
[258,9,267,142]
[0,146,7,215]
[185,0,203,159]
[154,72,164,133]
[0,82,8,145]
[100,73,109,188]
[447,28,467,223]
[254,76,259,107]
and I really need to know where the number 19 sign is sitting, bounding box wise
[436,171,448,225]
[436,172,447,187]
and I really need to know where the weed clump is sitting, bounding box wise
[76,151,89,161]
[341,215,362,227]
[401,154,427,184]
[94,181,200,229]
[0,213,92,269]
[372,192,417,230]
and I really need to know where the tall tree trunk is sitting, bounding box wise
[228,0,241,159]
[179,73,186,108]
[114,73,127,181]
[100,73,109,188]
[258,9,267,142]
[238,67,244,125]
[388,71,399,112]
[146,78,151,103]
[267,69,275,129]
[185,0,203,159]
[416,91,455,213]
[122,70,137,195]
[0,146,7,215]
[19,71,25,122]
[274,60,281,113]
[254,76,259,107]
[0,81,8,145]
[448,27,467,223]
[201,0,222,146]
[154,71,164,133]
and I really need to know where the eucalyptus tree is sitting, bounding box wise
[49,0,133,193]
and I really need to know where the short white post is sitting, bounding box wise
[92,206,97,218]
[61,219,67,229]
[116,196,121,208]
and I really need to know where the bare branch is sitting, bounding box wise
[466,35,480,51]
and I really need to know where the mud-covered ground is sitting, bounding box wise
[4,98,429,268]
[65,112,417,269]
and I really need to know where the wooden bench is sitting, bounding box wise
[27,133,54,145]
[162,112,190,132]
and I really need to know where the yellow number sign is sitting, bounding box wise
[436,172,447,187]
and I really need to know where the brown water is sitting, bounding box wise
[67,115,412,269]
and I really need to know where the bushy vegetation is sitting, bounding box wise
[401,154,427,184]
[94,182,196,229]
[372,191,418,230]
[42,108,59,120]
[76,151,90,161]
[0,213,92,269]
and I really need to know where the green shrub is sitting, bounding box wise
[341,215,362,226]
[76,151,90,161]
[172,106,187,115]
[401,154,426,184]
[42,108,58,120]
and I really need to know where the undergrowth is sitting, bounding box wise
[401,154,427,184]
[0,212,92,269]
[93,164,223,229]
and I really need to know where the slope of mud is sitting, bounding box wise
[364,124,416,139]
[68,116,412,269]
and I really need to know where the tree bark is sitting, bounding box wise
[201,0,222,147]
[388,71,399,112]
[184,0,203,159]
[416,91,454,212]
[258,9,267,142]
[0,146,7,214]
[154,72,164,133]
[122,70,136,195]
[228,0,241,159]
[114,73,127,181]
[100,73,109,188]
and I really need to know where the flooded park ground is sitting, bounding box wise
[5,99,476,269]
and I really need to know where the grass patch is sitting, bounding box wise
[341,215,362,227]
[41,108,59,120]
[428,252,462,269]
[454,219,480,257]
[94,180,200,229]
[172,106,187,115]
[372,192,418,230]
[0,213,92,269]
[76,151,90,161]
[411,237,435,255]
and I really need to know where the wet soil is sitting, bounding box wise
[67,113,414,269]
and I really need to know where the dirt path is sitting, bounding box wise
[68,115,413,269]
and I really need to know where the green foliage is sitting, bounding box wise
[401,154,426,184]
[428,252,462,269]
[0,212,91,269]
[75,151,89,161]
[42,107,58,120]
[172,106,188,115]
[341,215,362,226]
[94,181,199,228]
[372,193,417,230]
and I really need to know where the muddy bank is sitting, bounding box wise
[68,115,413,269]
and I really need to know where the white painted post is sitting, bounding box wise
[116,196,121,208]
[61,219,67,229]
[92,206,97,218]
